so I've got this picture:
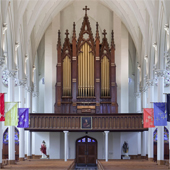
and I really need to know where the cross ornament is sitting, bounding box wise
[158,112,163,116]
[65,30,69,38]
[156,117,160,121]
[83,6,90,16]
[161,115,167,120]
[103,29,107,38]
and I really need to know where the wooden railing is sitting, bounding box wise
[25,113,147,132]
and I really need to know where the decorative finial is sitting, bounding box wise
[65,29,69,38]
[58,30,61,46]
[96,22,99,32]
[102,29,107,38]
[111,30,115,48]
[72,22,76,40]
[83,6,90,16]
[96,22,100,40]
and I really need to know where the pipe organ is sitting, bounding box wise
[55,6,118,113]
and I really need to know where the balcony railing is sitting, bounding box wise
[25,113,147,132]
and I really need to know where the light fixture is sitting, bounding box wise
[2,23,7,35]
[153,42,157,51]
[144,55,148,61]
[15,42,19,51]
[25,55,28,62]
[33,65,36,72]
[164,24,169,35]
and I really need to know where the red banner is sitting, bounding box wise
[143,108,155,128]
[0,93,5,121]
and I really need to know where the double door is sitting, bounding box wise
[76,136,97,166]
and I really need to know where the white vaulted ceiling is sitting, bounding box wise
[1,0,160,63]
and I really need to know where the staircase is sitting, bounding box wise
[74,165,98,170]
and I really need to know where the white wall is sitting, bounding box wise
[49,132,61,159]
[121,132,138,155]
[120,24,129,113]
[33,132,50,155]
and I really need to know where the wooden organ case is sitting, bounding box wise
[55,7,118,114]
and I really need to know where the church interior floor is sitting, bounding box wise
[100,160,169,170]
[2,159,74,170]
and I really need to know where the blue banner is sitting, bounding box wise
[17,108,29,128]
[154,103,167,126]
[167,94,170,122]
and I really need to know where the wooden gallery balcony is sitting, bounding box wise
[25,114,147,132]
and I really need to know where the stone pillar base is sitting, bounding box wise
[27,156,32,159]
[0,163,2,169]
[148,158,153,161]
[8,160,15,165]
[19,158,25,161]
[157,160,164,165]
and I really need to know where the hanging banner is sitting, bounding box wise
[17,108,29,128]
[0,93,5,121]
[143,108,155,128]
[154,102,167,126]
[5,102,18,126]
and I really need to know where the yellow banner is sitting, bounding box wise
[5,102,18,126]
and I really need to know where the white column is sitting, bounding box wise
[64,131,68,162]
[136,93,141,113]
[156,70,165,165]
[18,80,25,161]
[26,87,32,159]
[8,72,15,164]
[104,131,109,162]
[141,131,146,157]
[32,91,38,157]
[147,79,154,161]
[45,24,53,113]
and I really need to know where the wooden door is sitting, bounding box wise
[76,136,97,166]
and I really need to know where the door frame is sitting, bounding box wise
[76,136,98,166]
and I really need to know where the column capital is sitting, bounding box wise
[18,79,27,87]
[7,70,18,79]
[26,86,33,93]
[146,79,154,87]
[104,131,109,134]
[155,69,166,78]
[0,57,5,68]
[63,131,69,134]
[135,92,141,98]
[32,91,39,97]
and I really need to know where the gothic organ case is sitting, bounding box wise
[55,7,118,114]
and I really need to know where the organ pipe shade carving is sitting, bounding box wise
[63,56,71,96]
[78,43,94,97]
[101,56,110,96]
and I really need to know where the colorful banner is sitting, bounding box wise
[5,102,18,126]
[167,94,170,122]
[0,93,5,121]
[143,108,155,128]
[17,108,29,128]
[154,102,167,126]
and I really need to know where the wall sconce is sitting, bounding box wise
[25,55,28,62]
[15,42,19,51]
[144,55,148,61]
[164,24,169,35]
[153,42,157,51]
[2,23,7,35]
[33,65,36,72]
